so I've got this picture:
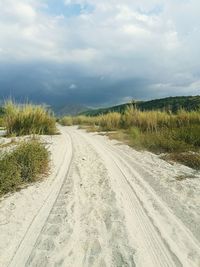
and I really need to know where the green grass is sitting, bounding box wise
[0,140,49,196]
[3,101,57,136]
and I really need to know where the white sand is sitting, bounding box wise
[0,126,200,267]
[0,127,72,267]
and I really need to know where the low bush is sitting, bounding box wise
[0,154,21,195]
[0,140,49,196]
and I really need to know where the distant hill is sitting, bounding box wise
[81,96,200,116]
[53,103,89,116]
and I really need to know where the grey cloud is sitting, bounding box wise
[0,0,199,107]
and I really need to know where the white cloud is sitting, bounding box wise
[0,0,200,98]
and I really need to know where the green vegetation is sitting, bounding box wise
[81,96,200,116]
[0,140,49,196]
[0,106,5,127]
[60,106,200,169]
[3,101,57,136]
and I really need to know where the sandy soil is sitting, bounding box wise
[0,126,200,267]
[0,127,72,267]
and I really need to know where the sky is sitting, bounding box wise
[0,0,200,107]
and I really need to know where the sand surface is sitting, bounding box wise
[0,126,200,267]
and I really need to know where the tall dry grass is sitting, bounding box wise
[61,107,200,168]
[98,112,121,130]
[3,101,57,136]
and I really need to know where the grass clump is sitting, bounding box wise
[3,101,57,136]
[0,140,49,196]
[60,116,73,126]
[98,112,121,131]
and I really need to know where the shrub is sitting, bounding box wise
[0,154,22,195]
[0,140,49,196]
[3,101,56,136]
[12,140,49,182]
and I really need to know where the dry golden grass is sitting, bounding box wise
[61,107,200,169]
[3,101,57,136]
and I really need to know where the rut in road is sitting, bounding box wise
[25,132,135,267]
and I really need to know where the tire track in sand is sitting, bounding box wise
[25,128,135,267]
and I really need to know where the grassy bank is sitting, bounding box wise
[60,107,200,169]
[3,101,57,136]
[0,140,49,196]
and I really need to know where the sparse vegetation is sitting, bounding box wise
[60,106,200,169]
[3,101,57,136]
[0,140,49,196]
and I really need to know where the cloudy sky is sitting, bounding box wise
[0,0,200,106]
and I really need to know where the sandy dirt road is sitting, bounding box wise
[6,126,200,267]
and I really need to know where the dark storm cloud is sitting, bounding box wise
[0,62,152,106]
[0,0,200,107]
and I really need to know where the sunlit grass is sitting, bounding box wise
[3,100,57,136]
[60,107,200,169]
